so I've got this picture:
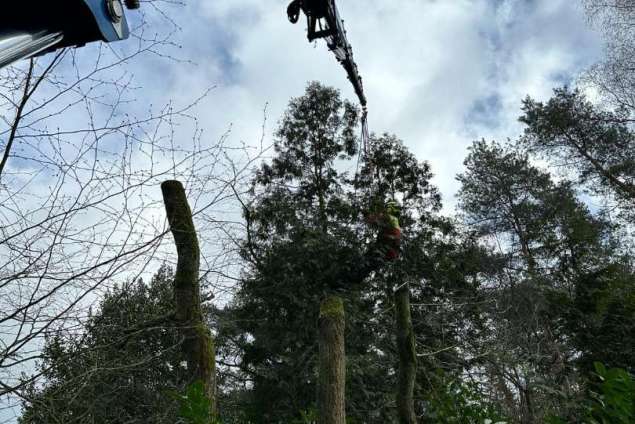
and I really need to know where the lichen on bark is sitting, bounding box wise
[318,295,346,424]
[395,283,417,424]
[161,180,216,414]
[320,296,345,319]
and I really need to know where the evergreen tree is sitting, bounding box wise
[520,88,635,219]
[456,140,628,422]
[20,266,186,424]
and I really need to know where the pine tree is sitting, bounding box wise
[456,139,632,422]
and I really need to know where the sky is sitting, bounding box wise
[125,0,604,210]
[0,0,606,421]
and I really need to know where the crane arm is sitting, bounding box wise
[0,0,137,69]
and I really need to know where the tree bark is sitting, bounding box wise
[161,180,216,413]
[318,295,346,424]
[395,283,418,424]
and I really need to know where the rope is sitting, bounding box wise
[359,104,376,205]
[355,106,367,185]
[361,105,370,158]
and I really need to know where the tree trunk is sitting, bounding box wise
[395,284,418,424]
[318,295,346,424]
[161,180,216,413]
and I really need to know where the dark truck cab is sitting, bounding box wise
[0,0,137,69]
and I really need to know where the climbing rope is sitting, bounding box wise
[361,105,370,158]
[355,106,369,181]
[360,105,373,193]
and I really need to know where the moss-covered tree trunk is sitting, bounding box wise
[161,180,216,413]
[395,283,418,424]
[318,295,346,424]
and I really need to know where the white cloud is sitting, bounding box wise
[135,0,602,210]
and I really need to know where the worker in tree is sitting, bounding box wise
[365,199,402,261]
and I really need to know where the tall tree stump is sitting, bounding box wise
[395,284,418,423]
[318,295,346,424]
[161,180,216,412]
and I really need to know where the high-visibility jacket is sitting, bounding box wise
[381,214,401,260]
[366,209,401,260]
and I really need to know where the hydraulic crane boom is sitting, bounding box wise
[287,0,367,108]
[0,0,138,69]
[0,32,64,70]
[287,0,371,159]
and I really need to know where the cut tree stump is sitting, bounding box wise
[395,283,418,424]
[318,295,346,424]
[161,180,216,413]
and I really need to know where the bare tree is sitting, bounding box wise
[0,4,264,420]
[162,179,216,414]
[582,0,635,111]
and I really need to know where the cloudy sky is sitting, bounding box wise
[126,0,604,209]
[0,0,606,421]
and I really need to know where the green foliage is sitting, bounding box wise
[520,88,635,216]
[544,417,568,424]
[293,408,318,424]
[546,363,635,424]
[455,139,629,422]
[457,139,611,271]
[173,381,219,424]
[587,362,634,424]
[427,377,508,424]
[222,82,387,423]
[552,263,635,375]
[219,82,444,423]
[19,266,187,424]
